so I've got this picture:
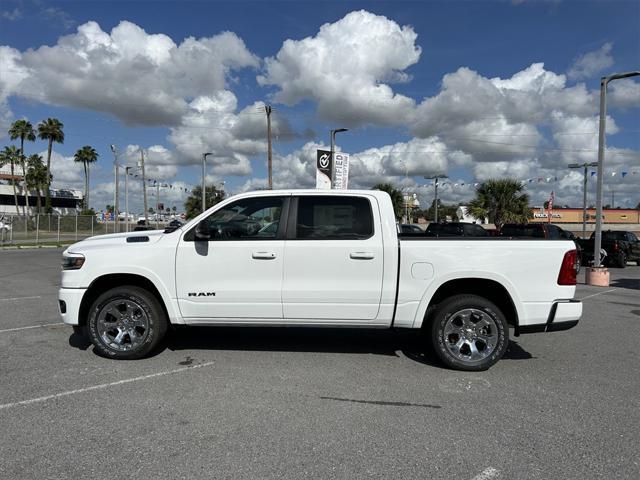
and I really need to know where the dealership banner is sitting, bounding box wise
[332,152,350,190]
[316,150,332,190]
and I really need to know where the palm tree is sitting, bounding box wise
[37,118,64,213]
[372,183,404,220]
[73,146,99,210]
[468,179,532,228]
[25,154,49,214]
[8,119,36,216]
[0,146,22,215]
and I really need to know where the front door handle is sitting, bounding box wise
[252,251,277,260]
[350,251,375,260]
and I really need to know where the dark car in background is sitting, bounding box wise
[400,224,424,234]
[424,222,489,237]
[500,223,583,270]
[577,230,640,268]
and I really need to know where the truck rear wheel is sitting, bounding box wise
[429,294,508,371]
[87,286,168,359]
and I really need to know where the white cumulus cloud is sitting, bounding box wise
[4,20,259,126]
[567,42,614,80]
[258,10,421,127]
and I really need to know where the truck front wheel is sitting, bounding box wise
[87,286,168,359]
[429,295,508,371]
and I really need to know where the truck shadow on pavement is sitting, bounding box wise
[162,327,533,367]
[609,278,640,290]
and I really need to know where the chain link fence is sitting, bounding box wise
[0,214,161,247]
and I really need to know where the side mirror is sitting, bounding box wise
[194,220,210,241]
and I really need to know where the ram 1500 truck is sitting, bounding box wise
[59,190,582,371]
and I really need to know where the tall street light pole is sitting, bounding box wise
[265,105,273,189]
[568,162,598,238]
[202,152,212,213]
[110,145,119,233]
[330,128,348,189]
[593,71,640,268]
[124,166,130,233]
[140,149,148,226]
[424,175,447,223]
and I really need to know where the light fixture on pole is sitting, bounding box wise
[330,128,348,189]
[424,174,448,223]
[202,152,212,213]
[593,71,639,268]
[110,144,119,233]
[568,162,598,238]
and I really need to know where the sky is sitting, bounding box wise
[0,0,639,214]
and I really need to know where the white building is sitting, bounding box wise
[0,166,83,215]
[456,206,488,224]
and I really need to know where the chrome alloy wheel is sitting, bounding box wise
[96,299,150,352]
[443,308,498,362]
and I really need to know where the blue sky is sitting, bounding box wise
[1,0,638,212]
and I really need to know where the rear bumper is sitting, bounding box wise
[58,287,86,326]
[519,299,582,334]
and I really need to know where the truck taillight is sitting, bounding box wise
[558,249,578,285]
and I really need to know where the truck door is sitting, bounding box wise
[175,195,288,320]
[282,194,384,322]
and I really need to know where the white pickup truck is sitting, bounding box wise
[59,190,582,370]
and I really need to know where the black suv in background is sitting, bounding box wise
[577,230,640,268]
[500,223,583,270]
[424,222,489,237]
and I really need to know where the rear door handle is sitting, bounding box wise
[252,251,277,260]
[350,251,375,260]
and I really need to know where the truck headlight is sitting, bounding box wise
[62,254,85,270]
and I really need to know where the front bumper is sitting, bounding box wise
[58,288,87,326]
[519,299,582,334]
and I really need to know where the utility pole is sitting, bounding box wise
[424,175,448,223]
[265,105,273,189]
[156,182,160,230]
[124,166,130,233]
[140,149,148,225]
[568,162,598,238]
[593,70,639,268]
[110,145,119,233]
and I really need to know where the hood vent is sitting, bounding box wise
[126,236,149,243]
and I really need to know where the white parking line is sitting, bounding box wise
[0,295,42,302]
[470,467,500,480]
[0,323,64,333]
[0,361,216,411]
[579,288,617,300]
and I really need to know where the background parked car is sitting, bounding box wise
[577,230,640,268]
[400,224,424,234]
[424,222,489,237]
[500,223,583,270]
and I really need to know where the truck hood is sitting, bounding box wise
[64,229,170,254]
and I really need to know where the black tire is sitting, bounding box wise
[429,294,509,371]
[87,286,168,359]
[72,325,86,336]
[617,253,627,268]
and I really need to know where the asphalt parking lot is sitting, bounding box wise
[1,248,639,480]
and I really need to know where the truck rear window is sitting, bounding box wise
[295,196,373,240]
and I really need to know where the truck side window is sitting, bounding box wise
[295,196,373,240]
[197,197,284,241]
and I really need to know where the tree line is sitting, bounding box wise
[373,179,532,227]
[1,118,97,216]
